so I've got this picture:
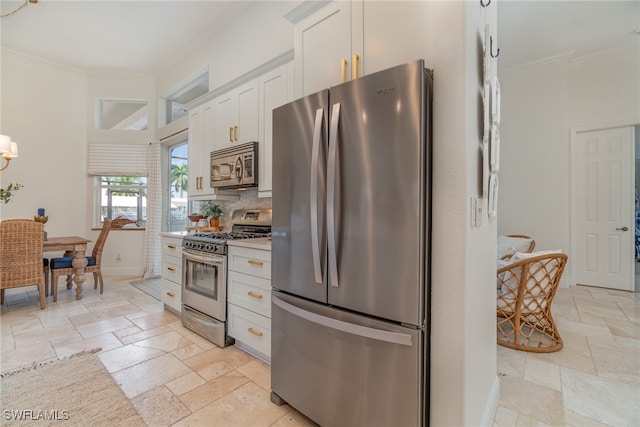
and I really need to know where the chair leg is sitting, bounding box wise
[66,274,73,290]
[1,289,4,305]
[98,273,104,294]
[51,271,58,302]
[93,272,99,289]
[38,282,45,310]
[44,269,50,297]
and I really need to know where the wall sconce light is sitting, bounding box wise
[0,134,19,172]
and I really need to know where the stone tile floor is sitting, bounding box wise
[1,275,638,426]
[0,276,314,426]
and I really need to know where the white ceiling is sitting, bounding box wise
[1,1,638,74]
[497,0,640,70]
[0,0,256,74]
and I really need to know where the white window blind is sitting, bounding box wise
[87,143,148,176]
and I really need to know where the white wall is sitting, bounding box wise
[156,1,296,99]
[430,1,498,425]
[0,51,87,237]
[498,44,640,282]
[498,58,569,252]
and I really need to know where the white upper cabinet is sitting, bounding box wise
[188,99,238,200]
[258,62,294,197]
[215,79,259,151]
[294,1,363,97]
[294,0,432,98]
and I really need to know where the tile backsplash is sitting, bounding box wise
[197,189,271,229]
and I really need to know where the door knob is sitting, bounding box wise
[616,226,629,231]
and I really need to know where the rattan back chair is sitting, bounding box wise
[0,219,46,309]
[497,252,568,352]
[50,219,112,301]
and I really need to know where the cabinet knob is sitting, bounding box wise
[247,291,263,300]
[247,259,264,267]
[248,327,263,337]
[166,292,175,297]
[616,226,629,231]
[167,267,176,272]
[167,245,176,249]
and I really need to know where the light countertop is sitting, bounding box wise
[227,237,272,251]
[159,231,188,238]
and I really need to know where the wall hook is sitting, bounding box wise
[490,36,500,58]
[480,0,491,7]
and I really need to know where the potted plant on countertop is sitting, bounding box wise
[200,202,223,228]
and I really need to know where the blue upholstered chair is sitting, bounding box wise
[49,219,112,301]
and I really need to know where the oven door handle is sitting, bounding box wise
[183,251,225,264]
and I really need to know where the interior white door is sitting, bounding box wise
[572,126,635,291]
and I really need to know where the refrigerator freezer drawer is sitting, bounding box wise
[271,293,424,427]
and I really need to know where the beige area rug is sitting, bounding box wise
[1,349,145,426]
[130,276,161,301]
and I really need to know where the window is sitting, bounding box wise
[167,142,188,232]
[97,99,148,130]
[163,71,208,125]
[96,176,147,226]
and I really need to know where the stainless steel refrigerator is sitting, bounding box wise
[271,60,432,427]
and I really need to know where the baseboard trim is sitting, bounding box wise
[481,376,500,427]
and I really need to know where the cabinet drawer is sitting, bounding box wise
[162,240,183,258]
[161,278,181,312]
[162,257,182,284]
[228,271,271,318]
[228,304,271,358]
[228,247,271,280]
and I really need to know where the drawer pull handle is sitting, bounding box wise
[167,267,176,272]
[234,125,238,141]
[167,245,176,249]
[247,291,263,300]
[229,126,234,142]
[166,292,175,297]
[248,327,263,337]
[247,259,263,267]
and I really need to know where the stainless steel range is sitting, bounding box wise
[181,209,271,347]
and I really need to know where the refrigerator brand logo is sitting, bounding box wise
[376,86,396,96]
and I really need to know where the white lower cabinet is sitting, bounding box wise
[160,234,183,313]
[227,244,272,361]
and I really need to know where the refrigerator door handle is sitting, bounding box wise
[327,102,340,288]
[273,296,413,346]
[310,108,324,284]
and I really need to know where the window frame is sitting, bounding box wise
[94,176,148,228]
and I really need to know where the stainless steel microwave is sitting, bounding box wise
[210,142,258,190]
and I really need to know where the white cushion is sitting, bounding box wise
[498,235,534,254]
[498,249,563,303]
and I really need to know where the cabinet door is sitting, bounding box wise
[363,1,433,74]
[188,101,217,198]
[236,80,259,144]
[187,106,205,196]
[215,93,236,151]
[295,1,355,97]
[258,63,293,196]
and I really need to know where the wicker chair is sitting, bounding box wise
[497,252,568,352]
[50,219,112,301]
[0,219,46,309]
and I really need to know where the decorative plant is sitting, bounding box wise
[0,183,23,204]
[200,202,223,219]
